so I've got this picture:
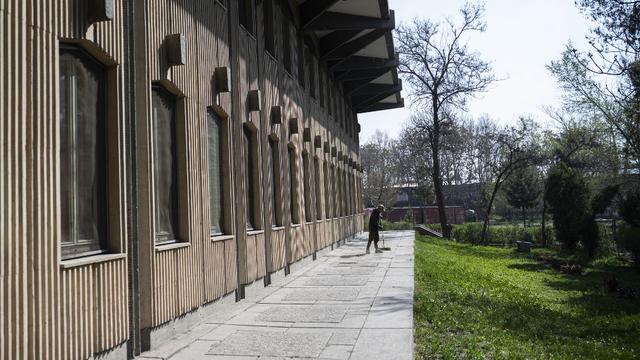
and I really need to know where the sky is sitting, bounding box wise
[358,0,593,142]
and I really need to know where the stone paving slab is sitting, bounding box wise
[207,329,331,358]
[139,230,414,360]
[256,305,349,323]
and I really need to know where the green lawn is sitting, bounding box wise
[414,236,640,359]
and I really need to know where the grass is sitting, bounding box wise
[414,235,640,359]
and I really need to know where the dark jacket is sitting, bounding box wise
[368,208,382,231]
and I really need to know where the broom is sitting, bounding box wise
[379,229,391,251]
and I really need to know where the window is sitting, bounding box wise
[332,165,339,217]
[59,45,108,259]
[307,49,316,98]
[318,68,324,107]
[263,0,275,54]
[327,86,333,116]
[208,109,224,235]
[314,157,322,220]
[269,138,282,227]
[303,151,312,222]
[152,86,180,244]
[282,10,292,73]
[349,172,354,215]
[297,34,305,85]
[323,162,331,219]
[244,127,258,230]
[288,145,300,224]
[239,0,254,34]
[341,169,347,216]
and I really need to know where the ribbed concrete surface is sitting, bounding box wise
[138,230,414,360]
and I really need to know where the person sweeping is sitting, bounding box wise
[366,204,385,254]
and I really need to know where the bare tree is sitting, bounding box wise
[396,1,497,237]
[479,118,540,244]
[360,131,399,208]
[548,1,640,165]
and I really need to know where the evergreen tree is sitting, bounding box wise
[545,162,600,257]
[504,166,541,227]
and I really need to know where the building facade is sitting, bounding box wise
[0,0,403,359]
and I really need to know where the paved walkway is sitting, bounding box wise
[139,230,414,360]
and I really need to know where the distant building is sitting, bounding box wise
[389,183,482,208]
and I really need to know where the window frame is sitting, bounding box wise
[151,84,183,245]
[263,0,275,55]
[207,108,226,236]
[307,48,316,98]
[332,164,338,218]
[296,33,305,86]
[323,160,331,219]
[244,125,261,230]
[302,150,312,223]
[282,6,292,74]
[239,0,255,35]
[59,44,110,260]
[288,144,300,225]
[269,136,283,227]
[314,156,323,220]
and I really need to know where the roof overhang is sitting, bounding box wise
[298,0,404,114]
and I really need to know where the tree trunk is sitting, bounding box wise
[481,177,502,244]
[541,181,547,247]
[522,207,526,228]
[431,98,450,238]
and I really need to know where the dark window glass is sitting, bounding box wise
[303,152,312,222]
[318,69,324,107]
[239,0,254,34]
[350,173,354,214]
[307,49,316,98]
[314,157,322,220]
[324,162,331,219]
[289,146,300,224]
[264,0,275,54]
[244,128,257,230]
[270,139,281,227]
[60,46,108,258]
[282,12,292,72]
[332,165,338,217]
[342,169,347,216]
[152,86,180,244]
[208,110,224,235]
[297,34,305,85]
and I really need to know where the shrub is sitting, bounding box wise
[618,189,640,266]
[618,224,640,267]
[380,220,414,231]
[442,222,553,246]
[545,162,600,257]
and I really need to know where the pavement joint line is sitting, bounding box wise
[139,231,414,359]
[347,252,391,360]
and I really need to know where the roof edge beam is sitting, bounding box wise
[357,98,405,113]
[301,0,341,28]
[330,56,397,72]
[321,28,388,61]
[344,76,386,95]
[319,29,362,56]
[305,10,395,32]
[334,59,398,80]
[353,81,402,108]
[350,83,400,97]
